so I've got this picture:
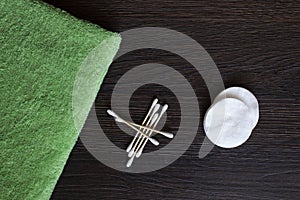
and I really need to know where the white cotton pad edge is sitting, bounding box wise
[213,87,259,129]
[204,98,253,148]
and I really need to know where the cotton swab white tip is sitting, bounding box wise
[128,148,134,157]
[126,156,134,167]
[151,98,159,109]
[150,113,159,127]
[149,138,159,146]
[126,141,133,152]
[162,104,168,113]
[153,104,160,114]
[136,147,143,158]
[160,132,174,138]
[107,109,118,118]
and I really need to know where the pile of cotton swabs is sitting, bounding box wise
[107,98,174,167]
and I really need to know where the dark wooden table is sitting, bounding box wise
[44,0,300,199]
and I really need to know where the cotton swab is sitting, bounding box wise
[126,103,160,152]
[128,113,158,157]
[126,104,168,167]
[126,113,159,167]
[126,104,160,157]
[115,119,174,138]
[135,104,168,158]
[107,110,159,146]
[126,151,135,167]
[107,100,172,168]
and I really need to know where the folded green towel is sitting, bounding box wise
[0,0,121,199]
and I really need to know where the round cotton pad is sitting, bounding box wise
[204,98,253,148]
[213,87,259,129]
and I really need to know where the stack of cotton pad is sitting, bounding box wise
[204,87,259,148]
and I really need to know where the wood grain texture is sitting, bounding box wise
[43,0,300,199]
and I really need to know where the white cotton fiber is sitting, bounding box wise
[204,87,259,148]
[213,87,259,129]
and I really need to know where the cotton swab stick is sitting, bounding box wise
[126,102,160,152]
[128,113,158,158]
[116,119,174,139]
[126,101,158,153]
[126,105,159,153]
[126,114,158,167]
[107,110,159,146]
[135,104,168,158]
[127,104,160,157]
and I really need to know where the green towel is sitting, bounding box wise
[0,0,121,199]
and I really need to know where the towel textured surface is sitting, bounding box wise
[0,0,121,199]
